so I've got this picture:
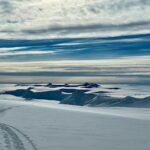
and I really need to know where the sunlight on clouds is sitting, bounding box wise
[0,0,150,38]
[0,0,149,84]
[0,50,56,56]
[0,56,149,76]
[0,75,149,84]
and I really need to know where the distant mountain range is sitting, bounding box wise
[1,84,150,108]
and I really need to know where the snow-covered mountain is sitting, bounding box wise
[1,83,150,107]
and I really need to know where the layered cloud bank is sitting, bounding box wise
[0,35,149,84]
[0,0,149,83]
[0,0,150,38]
[0,56,149,84]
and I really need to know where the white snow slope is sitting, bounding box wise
[0,94,150,150]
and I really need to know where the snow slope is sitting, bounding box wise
[0,97,150,150]
[0,84,150,150]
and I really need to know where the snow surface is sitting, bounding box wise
[0,97,150,150]
[0,84,150,150]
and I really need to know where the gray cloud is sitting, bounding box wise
[0,0,150,38]
[23,21,150,35]
[0,1,13,14]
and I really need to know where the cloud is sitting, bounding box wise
[0,1,13,14]
[0,34,149,61]
[23,21,150,35]
[0,55,149,74]
[0,0,149,84]
[0,56,149,84]
[0,46,57,58]
[0,50,56,56]
[0,0,150,38]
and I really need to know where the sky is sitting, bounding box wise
[0,0,150,84]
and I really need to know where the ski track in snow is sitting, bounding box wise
[0,107,38,150]
[0,107,15,114]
